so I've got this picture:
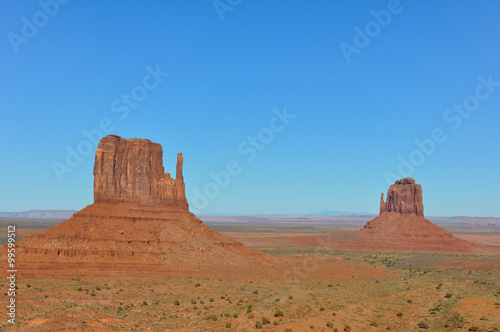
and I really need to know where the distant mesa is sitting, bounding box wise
[358,178,475,251]
[15,135,273,280]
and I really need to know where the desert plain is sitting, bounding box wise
[1,214,499,332]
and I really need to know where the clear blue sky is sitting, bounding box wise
[1,1,499,217]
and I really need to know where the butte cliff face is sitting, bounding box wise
[359,178,474,252]
[380,177,424,216]
[93,135,188,209]
[16,135,272,280]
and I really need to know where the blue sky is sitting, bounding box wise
[1,1,499,216]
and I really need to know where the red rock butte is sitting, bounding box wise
[358,177,475,252]
[15,135,273,280]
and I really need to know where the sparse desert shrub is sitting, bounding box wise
[289,295,293,299]
[344,325,351,332]
[199,300,204,304]
[95,286,100,291]
[320,307,325,311]
[233,313,238,318]
[397,312,403,317]
[220,295,225,299]
[275,298,280,302]
[446,311,465,328]
[370,321,378,327]
[248,313,254,319]
[334,328,339,332]
[417,321,429,329]
[407,299,413,304]
[253,290,259,294]
[224,313,230,318]
[436,283,442,290]
[386,327,391,331]
[255,320,262,329]
[468,327,480,331]
[77,287,83,291]
[90,292,96,297]
[191,300,196,304]
[332,312,336,316]
[195,283,201,288]
[173,300,179,306]
[211,315,218,321]
[247,305,253,313]
[285,329,293,332]
[326,321,334,328]
[310,325,314,329]
[273,320,279,325]
[262,317,270,325]
[225,322,231,328]
[274,309,284,317]
[209,298,214,302]
[445,293,453,298]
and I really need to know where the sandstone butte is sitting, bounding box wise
[14,135,274,280]
[356,177,476,252]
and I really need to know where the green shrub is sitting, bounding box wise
[445,293,453,298]
[195,283,201,287]
[209,298,214,302]
[225,322,231,328]
[320,307,325,311]
[233,313,238,318]
[262,317,270,325]
[344,325,351,332]
[274,309,284,317]
[255,321,262,329]
[247,305,253,313]
[370,321,378,327]
[253,290,259,294]
[397,312,403,317]
[173,300,179,306]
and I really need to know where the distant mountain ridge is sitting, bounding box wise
[308,210,374,216]
[0,210,77,219]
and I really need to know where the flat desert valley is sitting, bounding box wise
[1,214,499,332]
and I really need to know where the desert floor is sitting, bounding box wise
[0,217,499,331]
